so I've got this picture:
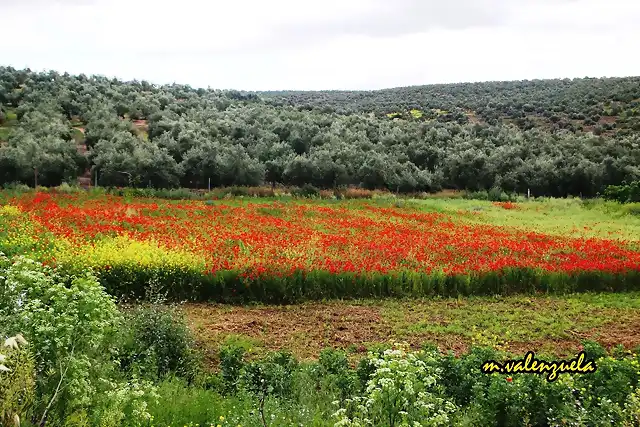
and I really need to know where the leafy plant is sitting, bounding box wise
[333,344,457,427]
[0,255,121,425]
[311,348,358,404]
[239,351,297,427]
[0,334,35,427]
[119,304,200,382]
[219,342,247,394]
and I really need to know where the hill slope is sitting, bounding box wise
[259,77,640,135]
[1,66,639,197]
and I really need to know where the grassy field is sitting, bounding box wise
[3,188,640,425]
[2,189,640,358]
[411,197,640,241]
[1,192,638,299]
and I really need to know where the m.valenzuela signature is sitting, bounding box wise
[481,351,597,382]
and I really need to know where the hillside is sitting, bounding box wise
[260,77,640,135]
[1,66,639,197]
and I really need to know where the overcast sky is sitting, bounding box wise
[1,0,639,90]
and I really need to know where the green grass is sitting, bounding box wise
[379,293,640,354]
[411,197,640,241]
[149,377,336,427]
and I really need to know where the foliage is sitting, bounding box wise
[88,376,159,427]
[118,304,200,382]
[0,334,35,427]
[333,344,457,426]
[1,256,640,427]
[0,254,122,425]
[1,67,640,196]
[312,348,359,403]
[129,341,640,427]
[238,351,298,426]
[604,181,640,203]
[219,342,247,394]
[2,192,640,304]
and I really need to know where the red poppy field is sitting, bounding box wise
[1,191,639,302]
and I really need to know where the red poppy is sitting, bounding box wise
[7,192,640,282]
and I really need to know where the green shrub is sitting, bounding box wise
[604,181,640,203]
[86,377,159,427]
[464,371,581,426]
[2,182,30,192]
[239,351,298,426]
[333,344,457,426]
[218,342,246,394]
[119,304,200,382]
[240,351,298,399]
[465,190,489,201]
[228,186,249,197]
[581,339,608,360]
[576,353,640,407]
[311,348,358,403]
[0,255,122,425]
[293,184,320,198]
[0,334,35,427]
[440,346,502,406]
[624,388,640,426]
[56,182,84,194]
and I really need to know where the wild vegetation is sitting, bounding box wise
[1,190,639,304]
[0,186,639,425]
[1,67,639,197]
[2,254,640,426]
[2,65,640,425]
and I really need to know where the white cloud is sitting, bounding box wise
[0,0,638,90]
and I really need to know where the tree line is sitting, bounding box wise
[0,66,639,197]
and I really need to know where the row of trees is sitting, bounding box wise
[1,67,639,197]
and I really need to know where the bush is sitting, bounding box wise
[464,370,581,426]
[0,334,35,427]
[0,255,122,425]
[465,190,489,200]
[333,344,457,426]
[55,182,84,194]
[604,181,640,203]
[311,348,358,403]
[119,304,200,382]
[2,182,30,192]
[218,342,246,394]
[292,184,320,198]
[623,203,640,216]
[228,186,250,197]
[239,351,298,426]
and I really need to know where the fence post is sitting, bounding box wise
[208,177,211,191]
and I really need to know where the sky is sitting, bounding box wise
[1,0,639,90]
